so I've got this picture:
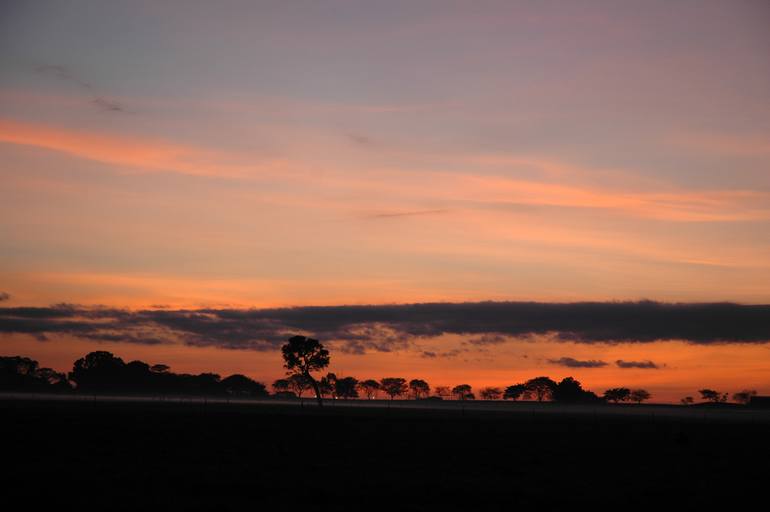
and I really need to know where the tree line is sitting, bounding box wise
[0,352,268,397]
[0,336,760,406]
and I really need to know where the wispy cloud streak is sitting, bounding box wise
[35,64,127,113]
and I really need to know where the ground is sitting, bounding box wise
[2,396,768,510]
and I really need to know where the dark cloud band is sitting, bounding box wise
[616,359,659,369]
[548,357,608,368]
[1,301,768,352]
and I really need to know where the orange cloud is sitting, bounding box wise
[3,118,768,224]
[0,118,285,178]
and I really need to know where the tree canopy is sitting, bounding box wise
[335,376,359,399]
[629,389,651,404]
[452,384,474,400]
[380,378,408,400]
[281,335,330,407]
[409,379,430,399]
[480,387,502,400]
[357,379,380,399]
[503,384,528,401]
[603,388,631,403]
[525,376,557,402]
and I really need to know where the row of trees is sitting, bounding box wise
[270,375,652,404]
[1,352,269,397]
[276,337,765,407]
[0,341,759,407]
[680,389,757,405]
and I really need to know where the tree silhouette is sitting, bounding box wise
[680,396,694,406]
[552,377,586,403]
[434,386,451,400]
[273,379,289,393]
[603,387,631,403]
[1,356,70,392]
[357,379,380,399]
[629,389,651,404]
[281,335,330,407]
[503,384,528,401]
[194,373,222,396]
[34,367,69,390]
[221,374,268,397]
[288,374,311,399]
[7,351,279,397]
[409,379,430,399]
[380,378,408,400]
[69,351,127,392]
[335,376,359,399]
[699,389,727,403]
[452,384,473,400]
[272,378,291,395]
[319,373,337,398]
[525,376,557,402]
[732,390,757,404]
[479,387,502,400]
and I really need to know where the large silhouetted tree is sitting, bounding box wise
[409,379,430,399]
[525,376,557,402]
[357,379,380,399]
[281,335,330,407]
[380,378,408,400]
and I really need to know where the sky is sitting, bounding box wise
[1,0,769,402]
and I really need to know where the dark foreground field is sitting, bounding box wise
[3,398,768,510]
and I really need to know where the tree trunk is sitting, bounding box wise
[306,372,323,407]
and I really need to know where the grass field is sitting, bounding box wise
[3,396,768,510]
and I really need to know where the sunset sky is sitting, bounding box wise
[1,1,769,402]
